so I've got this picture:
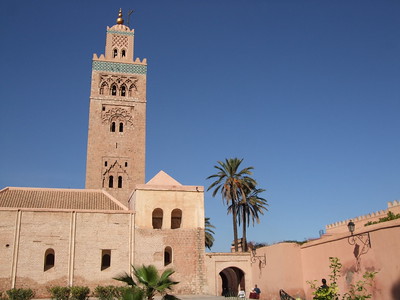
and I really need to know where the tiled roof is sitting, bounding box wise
[0,187,128,211]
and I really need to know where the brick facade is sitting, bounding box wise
[85,13,146,208]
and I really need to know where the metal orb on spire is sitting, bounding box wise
[116,8,124,24]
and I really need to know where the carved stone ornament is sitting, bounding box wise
[99,74,138,90]
[102,107,133,125]
[103,160,129,177]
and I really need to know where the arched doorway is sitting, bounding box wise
[219,267,245,297]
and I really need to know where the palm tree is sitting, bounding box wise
[207,158,256,252]
[205,217,216,250]
[231,187,268,252]
[114,265,179,300]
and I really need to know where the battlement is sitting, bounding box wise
[107,25,134,35]
[325,200,400,233]
[92,54,147,65]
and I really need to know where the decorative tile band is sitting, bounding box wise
[107,30,134,36]
[92,61,147,74]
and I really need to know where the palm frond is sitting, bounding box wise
[162,294,180,300]
[113,272,137,287]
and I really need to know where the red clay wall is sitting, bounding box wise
[252,243,304,300]
[251,219,400,300]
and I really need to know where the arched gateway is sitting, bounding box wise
[219,267,245,296]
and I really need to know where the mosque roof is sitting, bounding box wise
[134,171,204,192]
[146,170,182,186]
[0,187,128,211]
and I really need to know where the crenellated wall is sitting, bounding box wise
[250,211,400,300]
[93,53,147,65]
[325,200,400,235]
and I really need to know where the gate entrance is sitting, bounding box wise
[219,267,245,297]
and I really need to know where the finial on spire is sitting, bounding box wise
[116,8,124,24]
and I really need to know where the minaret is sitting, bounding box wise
[85,9,147,206]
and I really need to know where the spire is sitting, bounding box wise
[116,8,124,24]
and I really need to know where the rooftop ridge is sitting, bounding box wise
[326,200,400,229]
[0,187,127,211]
[102,190,129,210]
[1,187,105,193]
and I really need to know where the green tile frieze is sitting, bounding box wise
[107,30,135,36]
[92,61,147,74]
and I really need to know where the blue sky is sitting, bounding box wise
[0,1,399,252]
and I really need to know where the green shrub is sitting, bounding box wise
[119,287,144,300]
[0,291,7,300]
[6,288,35,300]
[342,271,377,300]
[365,211,400,226]
[94,285,116,300]
[48,286,70,300]
[115,286,136,300]
[70,286,90,300]
[307,257,341,300]
[307,257,378,300]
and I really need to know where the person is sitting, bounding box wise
[238,290,246,298]
[320,278,329,290]
[250,285,261,299]
[313,279,330,300]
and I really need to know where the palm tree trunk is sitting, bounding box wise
[232,204,239,252]
[242,209,247,252]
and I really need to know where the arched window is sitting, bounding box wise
[121,85,126,97]
[100,82,108,95]
[111,84,117,96]
[101,250,111,270]
[164,246,172,266]
[128,84,136,97]
[152,208,163,229]
[121,49,126,57]
[113,49,118,58]
[111,122,116,132]
[119,122,124,132]
[118,176,123,188]
[44,248,55,271]
[171,209,182,229]
[109,176,114,188]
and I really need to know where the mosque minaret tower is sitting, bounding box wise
[85,9,147,206]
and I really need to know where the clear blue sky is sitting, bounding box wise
[0,1,399,252]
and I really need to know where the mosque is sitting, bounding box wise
[1,10,399,300]
[0,10,251,298]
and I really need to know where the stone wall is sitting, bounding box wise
[132,181,206,295]
[0,209,132,298]
[135,228,205,295]
[250,219,400,300]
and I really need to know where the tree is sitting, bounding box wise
[205,217,216,250]
[207,158,256,252]
[231,187,268,252]
[114,265,179,300]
